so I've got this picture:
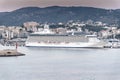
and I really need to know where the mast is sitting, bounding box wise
[15,42,18,51]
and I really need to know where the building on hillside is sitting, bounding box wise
[23,21,39,32]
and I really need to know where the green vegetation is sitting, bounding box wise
[0,6,120,26]
[82,25,106,32]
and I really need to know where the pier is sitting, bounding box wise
[0,49,25,57]
[0,42,25,57]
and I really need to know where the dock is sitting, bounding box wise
[0,49,25,57]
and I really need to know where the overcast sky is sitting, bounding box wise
[0,0,120,12]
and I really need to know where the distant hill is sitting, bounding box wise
[0,6,120,26]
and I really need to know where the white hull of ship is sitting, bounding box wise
[25,42,104,48]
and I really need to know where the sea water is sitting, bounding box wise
[0,47,120,80]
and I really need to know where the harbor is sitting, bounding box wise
[0,25,120,49]
[1,1,120,80]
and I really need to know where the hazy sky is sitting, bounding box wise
[0,0,120,12]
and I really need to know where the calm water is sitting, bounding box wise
[0,47,120,80]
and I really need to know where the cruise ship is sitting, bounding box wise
[25,25,105,48]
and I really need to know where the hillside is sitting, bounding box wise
[0,6,119,26]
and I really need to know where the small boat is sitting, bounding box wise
[104,39,120,48]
